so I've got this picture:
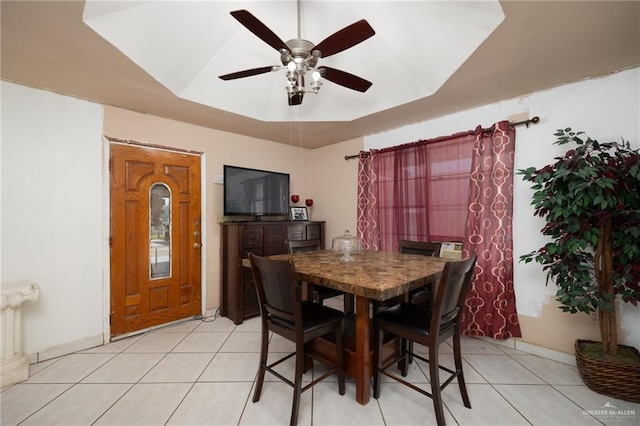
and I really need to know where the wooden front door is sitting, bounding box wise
[110,143,202,337]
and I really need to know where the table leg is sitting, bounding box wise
[301,281,312,301]
[355,295,371,405]
[302,281,314,372]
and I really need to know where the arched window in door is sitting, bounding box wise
[150,183,171,279]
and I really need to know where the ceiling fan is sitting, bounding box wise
[219,8,375,106]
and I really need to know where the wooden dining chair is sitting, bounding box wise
[397,239,444,363]
[286,239,354,315]
[373,240,442,313]
[248,253,345,426]
[399,239,442,257]
[400,239,442,304]
[372,255,477,426]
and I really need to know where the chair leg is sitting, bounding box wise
[429,343,446,426]
[290,340,305,426]
[399,338,408,377]
[407,341,414,364]
[344,293,355,315]
[453,331,471,408]
[373,324,383,399]
[336,321,345,395]
[252,325,269,403]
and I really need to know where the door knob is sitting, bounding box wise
[194,242,202,249]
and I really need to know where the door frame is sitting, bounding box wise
[101,136,207,342]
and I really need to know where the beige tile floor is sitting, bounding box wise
[2,299,639,426]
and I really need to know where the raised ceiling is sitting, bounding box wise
[82,1,504,122]
[2,1,639,149]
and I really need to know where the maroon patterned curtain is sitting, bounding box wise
[461,121,522,339]
[357,133,474,251]
[357,151,381,250]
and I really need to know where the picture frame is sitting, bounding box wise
[290,206,308,221]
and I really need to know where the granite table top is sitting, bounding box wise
[263,250,449,301]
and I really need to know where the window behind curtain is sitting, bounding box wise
[373,133,474,252]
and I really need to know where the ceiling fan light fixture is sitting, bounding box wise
[220,9,375,106]
[283,59,323,99]
[311,80,322,93]
[310,70,323,93]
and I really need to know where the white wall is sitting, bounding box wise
[1,82,106,359]
[363,68,640,353]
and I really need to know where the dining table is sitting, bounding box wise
[266,249,449,405]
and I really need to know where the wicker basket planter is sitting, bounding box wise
[575,339,640,403]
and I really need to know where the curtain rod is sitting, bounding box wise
[344,116,540,160]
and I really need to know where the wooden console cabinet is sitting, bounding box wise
[220,221,325,324]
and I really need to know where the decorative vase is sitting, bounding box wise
[575,339,640,403]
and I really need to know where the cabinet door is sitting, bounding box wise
[242,267,260,317]
[265,225,286,255]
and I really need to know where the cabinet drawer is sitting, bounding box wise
[243,227,264,249]
[286,225,305,241]
[306,224,321,240]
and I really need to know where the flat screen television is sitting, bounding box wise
[223,165,290,218]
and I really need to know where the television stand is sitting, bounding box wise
[220,220,325,324]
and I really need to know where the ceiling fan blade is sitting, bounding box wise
[288,92,304,106]
[219,66,276,81]
[313,20,375,58]
[319,66,372,92]
[230,10,289,53]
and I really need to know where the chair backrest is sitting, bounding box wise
[430,255,477,335]
[249,253,301,324]
[399,239,441,257]
[286,239,321,254]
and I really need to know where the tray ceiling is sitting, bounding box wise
[1,1,639,148]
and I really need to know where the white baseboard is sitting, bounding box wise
[28,310,223,363]
[482,337,577,366]
[29,334,104,364]
[204,307,219,318]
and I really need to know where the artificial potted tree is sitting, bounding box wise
[519,128,640,402]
